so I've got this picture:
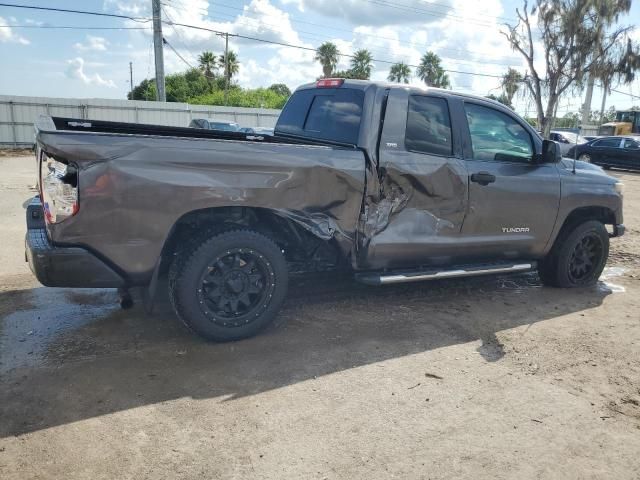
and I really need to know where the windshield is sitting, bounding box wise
[616,111,637,123]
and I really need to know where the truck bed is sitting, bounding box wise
[45,116,357,148]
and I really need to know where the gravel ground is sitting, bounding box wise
[1,154,639,479]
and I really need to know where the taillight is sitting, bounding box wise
[40,151,78,224]
[316,78,344,88]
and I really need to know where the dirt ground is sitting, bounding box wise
[1,153,639,480]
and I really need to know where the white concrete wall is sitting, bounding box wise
[0,95,282,147]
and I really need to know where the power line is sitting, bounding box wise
[0,24,150,30]
[205,6,522,69]
[163,37,195,70]
[0,2,504,79]
[365,0,517,23]
[362,0,505,29]
[0,2,151,22]
[161,5,199,65]
[610,87,640,100]
[204,0,522,62]
[165,18,506,78]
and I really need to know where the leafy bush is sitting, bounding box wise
[189,87,289,109]
[128,69,289,108]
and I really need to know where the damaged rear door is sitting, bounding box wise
[361,89,469,269]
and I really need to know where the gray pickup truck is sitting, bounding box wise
[26,79,625,341]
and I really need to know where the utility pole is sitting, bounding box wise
[224,32,229,106]
[151,0,166,102]
[129,61,133,99]
[581,75,595,128]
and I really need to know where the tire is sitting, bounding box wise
[578,153,591,163]
[538,220,609,288]
[169,229,288,341]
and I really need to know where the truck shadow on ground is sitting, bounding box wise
[0,272,613,438]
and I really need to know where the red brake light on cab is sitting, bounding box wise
[316,78,344,88]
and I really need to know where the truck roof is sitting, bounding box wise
[296,78,506,108]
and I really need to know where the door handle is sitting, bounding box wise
[470,171,496,186]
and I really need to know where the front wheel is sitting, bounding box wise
[169,230,288,341]
[578,153,591,163]
[538,220,609,288]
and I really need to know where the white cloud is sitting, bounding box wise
[74,35,109,52]
[280,0,453,26]
[65,57,116,88]
[0,16,30,45]
[104,0,528,98]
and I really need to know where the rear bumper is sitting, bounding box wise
[25,198,125,288]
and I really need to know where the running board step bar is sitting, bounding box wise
[355,262,535,286]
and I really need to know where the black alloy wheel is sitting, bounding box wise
[567,233,604,284]
[197,248,275,327]
[169,229,289,341]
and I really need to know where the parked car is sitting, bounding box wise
[239,127,275,135]
[566,135,640,170]
[189,119,240,132]
[27,79,624,342]
[549,131,588,155]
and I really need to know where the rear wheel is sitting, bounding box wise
[538,220,609,288]
[578,153,591,163]
[169,230,288,341]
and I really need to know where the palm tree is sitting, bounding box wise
[315,42,339,78]
[198,51,217,79]
[387,62,411,84]
[218,51,239,81]
[416,51,450,88]
[501,68,523,106]
[350,49,373,80]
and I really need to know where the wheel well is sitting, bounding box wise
[554,206,615,245]
[562,206,616,230]
[161,207,345,273]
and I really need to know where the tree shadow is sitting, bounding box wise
[0,271,613,438]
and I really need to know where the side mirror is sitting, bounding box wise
[541,139,562,163]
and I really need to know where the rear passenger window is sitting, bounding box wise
[405,96,452,156]
[275,88,364,144]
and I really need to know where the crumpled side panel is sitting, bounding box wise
[41,131,365,280]
[359,154,468,269]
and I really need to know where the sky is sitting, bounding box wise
[1,0,639,117]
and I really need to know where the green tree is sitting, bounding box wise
[198,51,217,79]
[129,69,212,102]
[218,51,239,81]
[416,51,450,88]
[350,49,373,80]
[315,42,339,78]
[128,78,156,100]
[486,93,513,109]
[165,68,212,102]
[387,62,411,83]
[502,0,639,138]
[268,83,292,97]
[501,68,523,106]
[189,87,290,109]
